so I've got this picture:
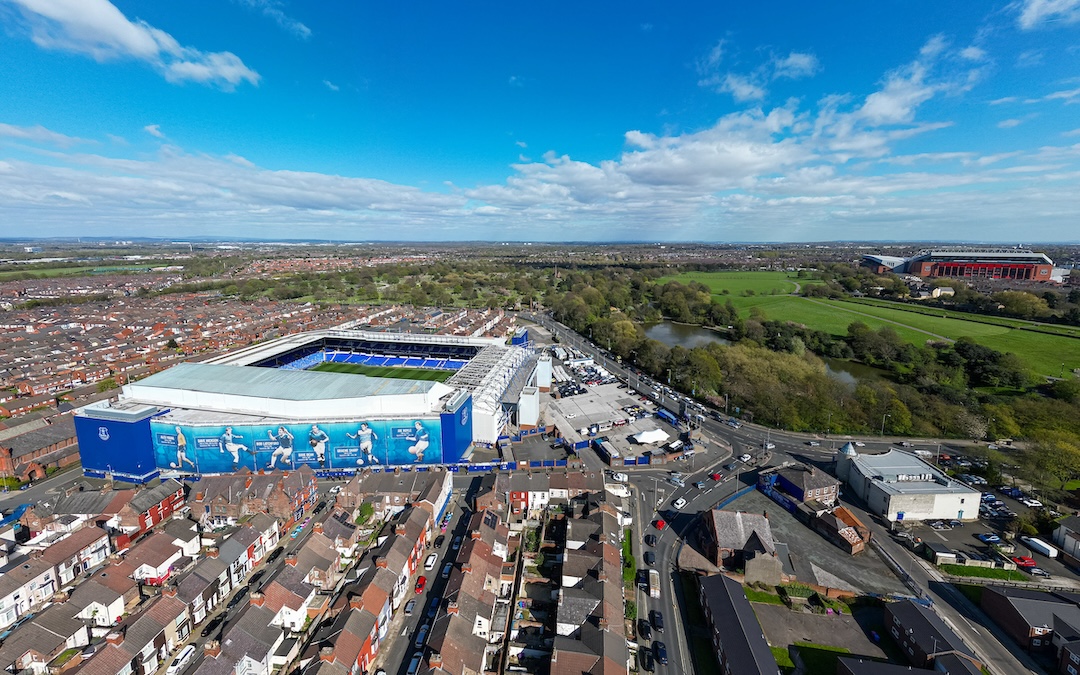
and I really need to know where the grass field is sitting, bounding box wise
[311,361,454,382]
[652,271,1080,377]
[940,564,1029,581]
[657,270,810,296]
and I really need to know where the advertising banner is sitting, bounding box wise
[150,418,443,473]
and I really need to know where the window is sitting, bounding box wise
[1068,664,1077,675]
[1033,638,1042,646]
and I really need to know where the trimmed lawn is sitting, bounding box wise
[745,586,786,605]
[940,564,1028,581]
[310,361,454,382]
[657,271,804,296]
[794,642,851,675]
[772,646,795,673]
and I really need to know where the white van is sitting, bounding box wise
[609,472,629,483]
[167,645,196,675]
[424,553,438,570]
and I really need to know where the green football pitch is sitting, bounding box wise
[310,361,454,382]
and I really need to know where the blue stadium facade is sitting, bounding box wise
[74,331,493,484]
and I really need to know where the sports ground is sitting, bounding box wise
[311,361,454,382]
[657,271,1080,377]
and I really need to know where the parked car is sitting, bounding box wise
[414,623,430,649]
[452,536,462,550]
[644,551,656,566]
[650,610,664,633]
[167,645,196,675]
[404,600,416,616]
[639,619,652,641]
[645,534,656,547]
[407,652,424,675]
[1012,556,1037,568]
[654,519,666,531]
[267,547,284,563]
[653,641,668,665]
[1030,567,1052,578]
[976,533,1001,544]
[426,596,440,619]
[710,472,723,481]
[434,535,445,549]
[414,576,427,594]
[854,441,866,447]
[425,554,438,570]
[672,498,687,510]
[739,454,752,462]
[441,562,452,579]
[201,615,224,638]
[228,586,248,609]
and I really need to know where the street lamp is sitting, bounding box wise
[881,414,891,437]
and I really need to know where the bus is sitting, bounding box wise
[648,569,661,599]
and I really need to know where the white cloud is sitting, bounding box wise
[960,46,987,61]
[515,140,527,148]
[1016,49,1045,67]
[718,73,767,102]
[143,124,164,138]
[0,122,91,147]
[998,118,1024,128]
[323,80,339,92]
[772,51,820,79]
[508,75,523,87]
[1017,0,1080,29]
[7,0,259,90]
[234,0,311,39]
[990,96,1018,105]
[1064,128,1080,136]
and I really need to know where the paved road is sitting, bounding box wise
[526,311,1044,675]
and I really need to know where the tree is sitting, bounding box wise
[97,378,118,393]
[355,502,375,526]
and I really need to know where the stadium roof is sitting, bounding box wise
[131,362,439,400]
[909,249,1053,265]
[862,254,906,269]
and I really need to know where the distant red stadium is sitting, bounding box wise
[863,249,1055,282]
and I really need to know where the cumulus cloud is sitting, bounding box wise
[6,0,259,90]
[143,124,164,138]
[717,73,767,102]
[0,35,1076,242]
[234,0,310,39]
[772,51,820,79]
[0,122,92,147]
[960,46,987,61]
[1017,0,1080,29]
[998,118,1025,128]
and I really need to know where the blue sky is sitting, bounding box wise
[1,0,1079,242]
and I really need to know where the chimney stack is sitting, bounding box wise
[319,646,335,662]
[207,547,219,559]
[470,530,481,540]
[245,477,253,489]
[313,522,323,534]
[250,592,265,607]
[162,585,178,598]
[462,564,473,574]
[395,524,407,536]
[447,602,459,615]
[598,618,609,630]
[105,632,123,646]
[350,596,364,610]
[428,653,443,668]
[375,556,388,569]
[204,640,221,658]
[285,553,298,567]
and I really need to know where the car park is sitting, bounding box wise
[404,600,416,615]
[976,533,1001,544]
[672,498,687,510]
[415,576,427,594]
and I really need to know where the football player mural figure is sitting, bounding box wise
[267,426,295,469]
[218,427,252,469]
[309,424,330,467]
[407,420,430,463]
[347,422,379,465]
[173,426,196,470]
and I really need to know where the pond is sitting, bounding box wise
[643,320,887,383]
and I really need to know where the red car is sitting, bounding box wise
[414,576,427,593]
[1012,556,1037,568]
[654,519,667,531]
[710,473,723,481]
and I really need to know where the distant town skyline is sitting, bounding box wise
[1,1,1079,242]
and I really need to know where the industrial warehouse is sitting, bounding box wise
[74,328,546,482]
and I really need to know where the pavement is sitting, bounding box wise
[753,603,889,661]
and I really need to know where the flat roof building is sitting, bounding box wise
[836,445,979,522]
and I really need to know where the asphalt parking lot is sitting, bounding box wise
[729,489,908,595]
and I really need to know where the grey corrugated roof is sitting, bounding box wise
[133,362,437,400]
[1,415,76,458]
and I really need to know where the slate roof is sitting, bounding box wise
[128,479,182,515]
[887,600,975,659]
[707,510,776,554]
[0,414,76,458]
[39,524,109,563]
[699,574,779,675]
[983,585,1080,630]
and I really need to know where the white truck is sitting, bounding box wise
[1022,536,1058,558]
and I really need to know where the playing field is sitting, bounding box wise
[311,361,454,382]
[653,272,1080,377]
[657,270,807,296]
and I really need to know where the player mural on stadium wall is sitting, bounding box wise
[151,418,446,472]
